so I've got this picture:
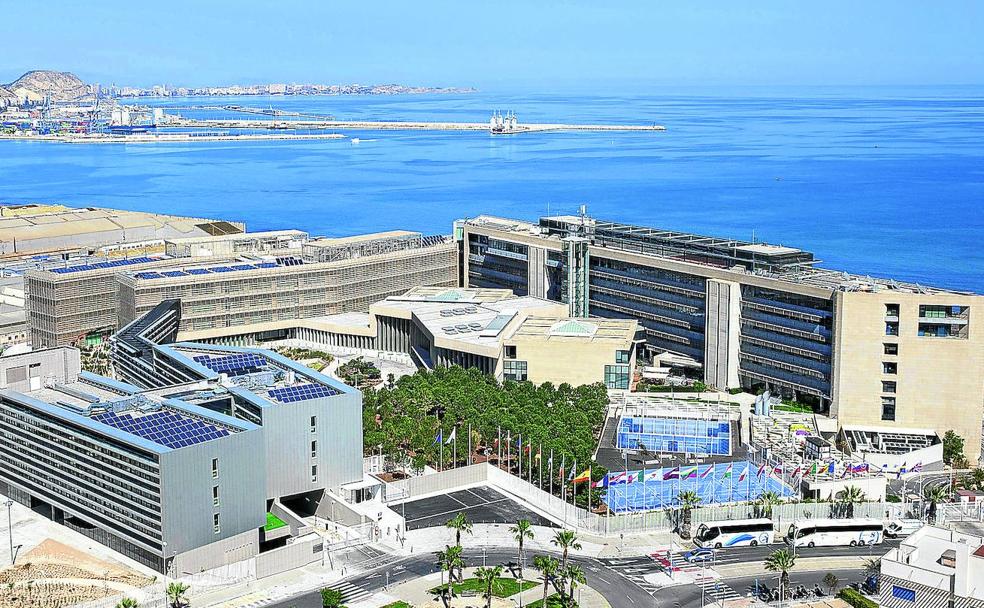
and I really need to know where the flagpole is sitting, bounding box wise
[549,449,554,497]
[498,426,502,468]
[518,434,522,480]
[467,423,472,466]
[539,442,543,489]
[507,432,511,474]
[440,431,444,472]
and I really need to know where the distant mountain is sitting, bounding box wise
[0,85,16,107]
[5,70,89,102]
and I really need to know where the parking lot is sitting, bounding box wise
[394,485,556,530]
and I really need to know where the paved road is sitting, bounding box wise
[268,541,893,608]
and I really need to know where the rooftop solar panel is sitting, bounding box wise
[93,410,231,449]
[52,256,156,274]
[268,383,339,403]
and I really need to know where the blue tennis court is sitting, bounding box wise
[616,415,732,456]
[603,460,795,513]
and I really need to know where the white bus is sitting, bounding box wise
[786,518,884,548]
[694,518,775,548]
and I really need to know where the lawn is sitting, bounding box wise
[526,594,570,608]
[264,512,288,532]
[380,602,414,608]
[430,577,538,598]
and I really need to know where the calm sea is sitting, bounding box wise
[1,86,981,292]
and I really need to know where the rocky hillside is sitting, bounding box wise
[0,85,16,107]
[6,70,89,102]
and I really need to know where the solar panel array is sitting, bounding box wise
[51,257,156,274]
[134,261,278,280]
[193,353,267,375]
[268,382,339,403]
[93,410,231,449]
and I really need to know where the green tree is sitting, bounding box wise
[862,557,881,584]
[166,582,190,608]
[510,519,535,578]
[943,431,965,466]
[823,572,839,595]
[924,485,951,524]
[446,512,473,548]
[755,490,783,518]
[836,485,867,519]
[764,549,797,601]
[533,554,560,607]
[563,564,586,607]
[115,599,139,608]
[677,490,701,539]
[320,587,344,608]
[475,565,503,608]
[966,468,984,491]
[551,529,582,601]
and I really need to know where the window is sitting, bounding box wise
[885,304,900,317]
[311,440,317,458]
[212,485,220,507]
[882,397,896,421]
[213,513,221,534]
[885,322,899,336]
[604,365,630,390]
[503,360,528,382]
[504,345,517,359]
[883,343,898,355]
[882,381,897,394]
[918,323,966,339]
[616,350,630,364]
[311,465,318,482]
[310,415,317,433]
[211,458,219,479]
[882,362,897,374]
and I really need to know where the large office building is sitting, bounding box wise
[24,229,456,348]
[0,303,363,574]
[458,214,984,460]
[117,231,458,341]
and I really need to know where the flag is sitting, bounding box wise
[445,428,456,445]
[663,466,680,481]
[912,462,923,473]
[840,466,850,479]
[573,468,591,484]
[722,463,733,478]
[593,474,609,489]
[827,461,836,475]
[808,462,819,476]
[644,469,662,483]
[559,455,566,480]
[854,463,869,474]
[683,466,698,479]
[772,466,783,477]
[568,460,577,482]
[757,463,767,478]
[535,449,542,461]
[792,465,802,478]
[433,429,443,446]
[700,463,715,479]
[738,466,749,482]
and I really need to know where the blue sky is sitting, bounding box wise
[2,1,981,89]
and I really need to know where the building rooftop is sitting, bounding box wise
[509,316,638,343]
[304,230,419,247]
[163,229,307,245]
[390,286,516,304]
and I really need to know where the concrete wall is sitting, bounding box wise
[255,533,323,579]
[171,529,258,576]
[831,290,984,461]
[0,347,79,391]
[160,425,266,557]
[704,279,741,390]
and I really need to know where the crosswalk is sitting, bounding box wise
[694,577,741,602]
[333,580,372,604]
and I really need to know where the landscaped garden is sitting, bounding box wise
[264,512,287,532]
[429,577,537,598]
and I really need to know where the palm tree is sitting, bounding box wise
[115,599,139,608]
[533,555,560,607]
[510,518,535,578]
[967,468,984,491]
[563,564,586,607]
[836,485,867,518]
[862,557,881,586]
[166,582,190,608]
[764,549,797,601]
[755,490,783,518]
[551,529,581,572]
[475,565,503,608]
[677,490,701,539]
[446,512,473,548]
[925,485,951,524]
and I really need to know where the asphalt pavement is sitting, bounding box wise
[267,541,893,608]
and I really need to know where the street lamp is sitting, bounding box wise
[4,499,13,565]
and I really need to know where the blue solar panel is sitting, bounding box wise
[193,353,267,375]
[162,270,187,277]
[268,382,339,403]
[51,257,156,274]
[186,268,209,275]
[93,410,231,449]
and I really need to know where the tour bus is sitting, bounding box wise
[786,518,884,548]
[694,518,775,548]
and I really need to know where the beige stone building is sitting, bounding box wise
[459,214,984,461]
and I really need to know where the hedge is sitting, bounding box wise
[837,588,878,608]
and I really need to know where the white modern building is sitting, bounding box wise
[880,525,984,608]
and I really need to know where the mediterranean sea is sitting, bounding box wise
[1,86,981,292]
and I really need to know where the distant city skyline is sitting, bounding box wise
[2,0,982,89]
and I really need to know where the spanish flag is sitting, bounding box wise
[573,468,592,484]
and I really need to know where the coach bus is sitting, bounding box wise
[786,518,884,548]
[694,518,775,548]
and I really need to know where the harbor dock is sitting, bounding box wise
[167,117,665,133]
[0,132,347,144]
